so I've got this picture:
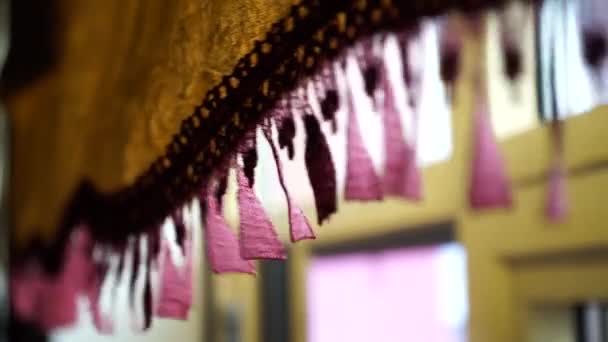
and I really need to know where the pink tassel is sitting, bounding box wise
[344,86,383,201]
[263,126,315,242]
[204,193,255,274]
[546,161,569,222]
[381,64,422,201]
[289,208,314,242]
[237,168,287,260]
[11,265,44,322]
[142,260,153,330]
[88,264,114,334]
[129,240,141,310]
[156,239,193,320]
[108,258,123,333]
[11,229,103,332]
[439,20,462,85]
[358,37,383,108]
[546,121,569,222]
[238,128,258,154]
[38,271,79,330]
[242,132,258,187]
[469,98,512,209]
[581,3,607,71]
[400,145,422,201]
[314,64,340,133]
[215,170,229,210]
[303,114,337,225]
[172,209,186,254]
[41,229,95,330]
[499,6,524,81]
[14,278,77,332]
[143,238,158,332]
[115,251,126,284]
[274,99,297,160]
[397,29,423,109]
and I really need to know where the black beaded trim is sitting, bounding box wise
[15,0,536,272]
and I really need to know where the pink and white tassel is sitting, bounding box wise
[469,96,513,209]
[237,166,287,260]
[204,190,255,274]
[344,65,383,201]
[263,125,315,242]
[381,47,422,201]
[545,120,569,222]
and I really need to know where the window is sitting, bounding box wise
[306,227,467,342]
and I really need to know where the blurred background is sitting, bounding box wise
[2,0,608,341]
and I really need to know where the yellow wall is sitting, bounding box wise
[209,15,608,342]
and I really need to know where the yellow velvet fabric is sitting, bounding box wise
[8,0,293,247]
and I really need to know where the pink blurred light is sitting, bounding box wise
[306,244,467,342]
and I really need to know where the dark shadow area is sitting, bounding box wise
[9,313,48,342]
[1,0,60,96]
[260,258,291,342]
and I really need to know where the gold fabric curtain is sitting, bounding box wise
[8,0,292,247]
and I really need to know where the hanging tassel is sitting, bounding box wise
[115,251,126,284]
[10,229,93,330]
[129,239,141,309]
[238,127,258,154]
[580,0,607,70]
[215,170,229,209]
[156,239,193,320]
[502,40,522,82]
[303,114,337,225]
[89,263,114,334]
[242,147,258,188]
[344,83,383,201]
[277,114,296,160]
[359,37,383,106]
[39,279,79,330]
[288,206,315,242]
[239,128,259,188]
[439,18,462,86]
[127,241,145,332]
[362,65,379,99]
[320,89,339,133]
[583,30,607,69]
[313,64,340,133]
[397,28,422,109]
[469,97,512,209]
[108,249,125,332]
[156,244,180,319]
[142,228,161,330]
[40,229,96,330]
[381,62,422,201]
[172,209,186,254]
[400,145,423,201]
[204,192,255,274]
[499,4,526,81]
[546,120,569,222]
[180,237,194,314]
[237,168,287,260]
[546,160,568,222]
[70,231,113,334]
[142,257,153,331]
[11,264,45,322]
[148,226,162,262]
[263,125,315,242]
[398,33,413,90]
